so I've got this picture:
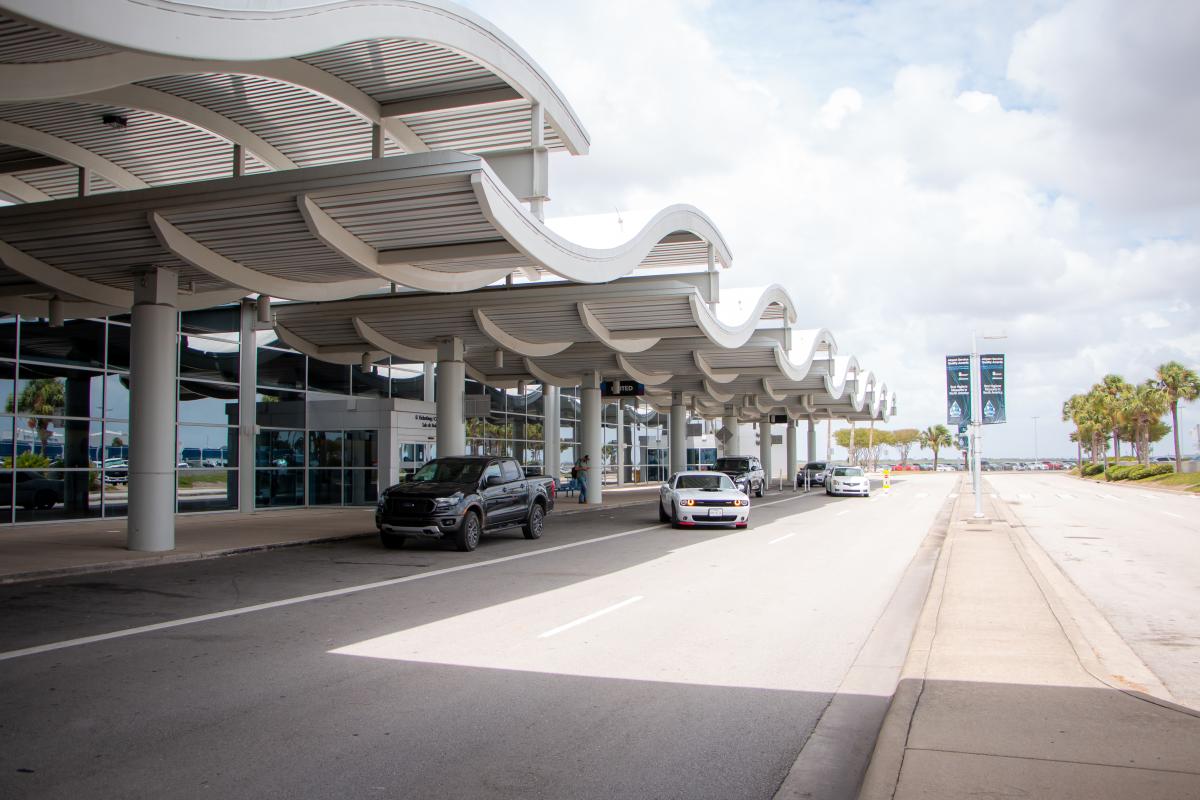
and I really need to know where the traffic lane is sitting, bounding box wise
[0,487,842,654]
[0,480,952,800]
[988,472,1200,708]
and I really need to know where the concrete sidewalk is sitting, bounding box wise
[858,479,1200,799]
[0,485,663,585]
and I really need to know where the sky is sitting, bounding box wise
[458,0,1200,459]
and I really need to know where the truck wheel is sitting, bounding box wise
[658,500,670,523]
[523,503,545,539]
[456,511,481,552]
[380,531,406,549]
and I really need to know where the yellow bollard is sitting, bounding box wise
[882,468,891,490]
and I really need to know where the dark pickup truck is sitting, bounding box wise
[375,456,556,551]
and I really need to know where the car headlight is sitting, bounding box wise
[733,499,744,506]
[434,492,463,510]
[684,498,696,506]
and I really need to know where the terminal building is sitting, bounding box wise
[0,0,893,549]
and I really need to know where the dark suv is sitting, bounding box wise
[712,456,765,498]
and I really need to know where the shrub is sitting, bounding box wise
[2,452,52,469]
[1137,463,1173,479]
[1105,465,1136,481]
[1082,463,1106,477]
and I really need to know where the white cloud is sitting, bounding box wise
[461,0,1200,457]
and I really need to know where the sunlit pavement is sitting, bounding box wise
[0,476,953,800]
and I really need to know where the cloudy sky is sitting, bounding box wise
[458,0,1200,459]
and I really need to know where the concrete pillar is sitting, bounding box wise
[615,398,625,486]
[543,384,560,481]
[422,361,434,403]
[64,376,91,514]
[786,420,797,488]
[759,420,772,481]
[669,391,686,476]
[807,418,817,463]
[238,300,257,513]
[435,337,465,457]
[721,409,740,455]
[128,268,178,552]
[581,371,602,505]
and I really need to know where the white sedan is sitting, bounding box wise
[826,466,871,497]
[659,471,750,528]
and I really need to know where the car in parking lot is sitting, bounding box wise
[827,466,871,497]
[659,471,749,528]
[0,471,64,510]
[712,456,765,497]
[799,460,831,487]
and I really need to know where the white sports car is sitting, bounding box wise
[826,466,871,497]
[659,471,750,528]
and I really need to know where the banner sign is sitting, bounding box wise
[601,379,645,397]
[980,354,1006,425]
[946,355,972,426]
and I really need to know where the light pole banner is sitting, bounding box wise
[946,355,972,426]
[980,354,1006,425]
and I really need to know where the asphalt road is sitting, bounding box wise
[0,475,954,800]
[988,472,1200,709]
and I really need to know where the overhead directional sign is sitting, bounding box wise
[601,379,645,397]
[769,414,789,424]
[945,355,972,426]
[980,354,1006,425]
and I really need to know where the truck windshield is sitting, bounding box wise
[713,458,750,472]
[410,460,484,484]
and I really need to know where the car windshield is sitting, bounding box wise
[804,462,826,470]
[676,474,736,491]
[833,467,864,477]
[713,458,750,472]
[409,460,484,484]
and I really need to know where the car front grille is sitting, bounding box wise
[386,497,434,516]
[693,499,738,506]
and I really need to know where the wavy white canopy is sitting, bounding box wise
[270,275,892,422]
[0,0,588,202]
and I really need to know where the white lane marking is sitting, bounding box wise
[1056,493,1075,500]
[0,492,824,663]
[537,595,643,639]
[836,509,852,516]
[1163,511,1184,520]
[768,533,796,545]
[1139,492,1159,501]
[1099,493,1127,502]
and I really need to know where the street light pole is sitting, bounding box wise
[1032,416,1039,464]
[972,332,983,518]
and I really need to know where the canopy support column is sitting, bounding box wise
[544,384,560,482]
[807,418,817,463]
[669,391,686,476]
[435,337,465,457]
[581,371,602,505]
[786,420,797,489]
[128,268,178,552]
[759,420,772,482]
[721,409,740,456]
[238,299,258,513]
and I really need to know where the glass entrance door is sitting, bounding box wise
[399,442,430,481]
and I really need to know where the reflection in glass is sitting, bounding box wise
[346,430,377,468]
[178,424,236,467]
[179,335,239,383]
[309,430,344,467]
[178,381,238,425]
[256,389,305,428]
[257,429,304,468]
[256,468,304,507]
[20,317,106,370]
[257,348,305,390]
[343,469,377,505]
[308,469,343,505]
[178,469,237,513]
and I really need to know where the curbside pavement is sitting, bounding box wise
[857,477,1200,800]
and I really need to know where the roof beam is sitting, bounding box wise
[380,86,523,117]
[150,212,385,302]
[352,317,436,363]
[577,302,660,352]
[298,194,513,292]
[0,238,133,308]
[376,239,518,265]
[70,85,298,171]
[0,119,146,190]
[473,308,571,358]
[0,174,51,203]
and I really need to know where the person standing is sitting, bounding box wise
[577,454,590,504]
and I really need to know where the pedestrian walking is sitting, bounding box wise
[577,454,590,503]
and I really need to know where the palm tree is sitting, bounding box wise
[1126,381,1167,464]
[1062,393,1088,468]
[1094,375,1132,466]
[4,378,65,456]
[1156,361,1200,473]
[918,424,952,471]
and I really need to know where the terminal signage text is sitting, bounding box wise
[945,355,972,426]
[601,380,645,397]
[980,354,1006,425]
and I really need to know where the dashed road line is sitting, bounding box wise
[1162,511,1184,520]
[768,533,796,545]
[538,595,644,639]
[1056,493,1075,500]
[1099,493,1126,502]
[836,509,852,516]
